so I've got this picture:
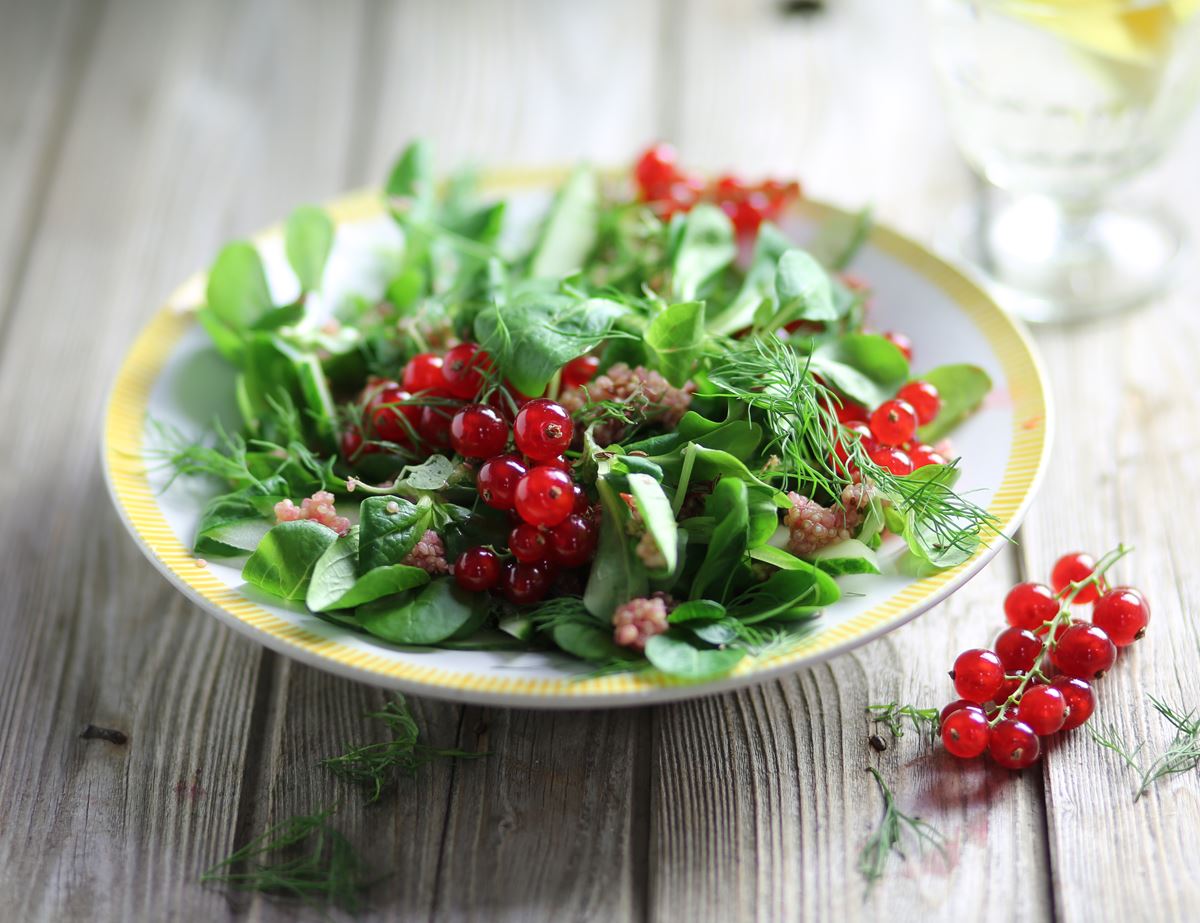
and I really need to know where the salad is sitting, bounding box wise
[162,142,995,682]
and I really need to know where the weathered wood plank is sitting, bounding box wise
[0,1,369,920]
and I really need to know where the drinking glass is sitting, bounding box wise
[926,0,1200,322]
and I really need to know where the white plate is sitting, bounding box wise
[103,174,1052,708]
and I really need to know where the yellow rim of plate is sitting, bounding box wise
[103,173,1051,699]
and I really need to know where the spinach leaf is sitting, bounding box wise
[394,454,458,491]
[667,599,726,623]
[475,292,625,397]
[809,206,873,271]
[307,527,432,611]
[764,249,836,328]
[194,480,288,556]
[729,563,840,623]
[645,300,706,387]
[242,520,339,602]
[583,479,648,619]
[626,473,678,574]
[916,364,993,443]
[688,619,740,646]
[356,578,486,645]
[357,496,434,575]
[810,333,909,408]
[197,308,246,363]
[644,631,745,680]
[551,621,631,664]
[707,222,791,336]
[206,241,273,330]
[385,140,435,213]
[284,205,334,293]
[670,204,736,301]
[529,166,598,278]
[691,477,749,601]
[746,486,784,548]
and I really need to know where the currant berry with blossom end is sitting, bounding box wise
[1017,684,1068,735]
[501,561,553,605]
[952,648,1006,704]
[1052,677,1096,731]
[477,454,527,510]
[1051,622,1117,679]
[509,522,551,564]
[869,445,914,476]
[989,718,1041,770]
[454,546,501,592]
[1051,551,1104,604]
[450,404,508,458]
[402,353,445,393]
[995,626,1043,673]
[869,399,918,447]
[942,707,991,758]
[1004,582,1059,631]
[514,466,576,527]
[514,399,574,461]
[442,343,492,400]
[898,381,941,425]
[1092,587,1150,647]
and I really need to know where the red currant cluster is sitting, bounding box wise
[835,377,945,477]
[633,143,801,234]
[941,548,1150,770]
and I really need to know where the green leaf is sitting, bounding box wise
[670,204,736,301]
[916,364,993,443]
[394,455,457,491]
[707,223,792,336]
[475,293,626,397]
[691,478,750,601]
[767,249,836,327]
[551,621,630,663]
[206,242,273,330]
[644,631,746,680]
[386,140,434,209]
[194,480,287,556]
[645,300,706,387]
[242,520,339,601]
[306,527,432,611]
[285,205,335,292]
[730,563,840,623]
[667,599,727,623]
[809,538,882,576]
[529,166,599,278]
[196,306,245,363]
[810,333,910,408]
[626,472,678,574]
[583,479,648,620]
[357,496,433,575]
[809,206,873,271]
[356,578,486,645]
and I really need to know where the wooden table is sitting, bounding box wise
[3,0,1199,919]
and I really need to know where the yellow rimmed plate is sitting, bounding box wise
[102,173,1052,708]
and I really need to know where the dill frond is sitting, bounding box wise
[1090,693,1200,801]
[858,767,945,892]
[866,702,940,740]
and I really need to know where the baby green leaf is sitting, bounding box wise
[242,520,339,601]
[206,241,273,330]
[707,222,792,336]
[386,140,434,210]
[810,334,909,408]
[529,165,598,278]
[356,578,487,645]
[644,631,746,680]
[645,301,706,387]
[768,249,836,327]
[285,205,334,293]
[194,482,287,556]
[916,364,993,443]
[671,204,736,301]
[667,599,727,623]
[357,496,433,575]
[551,621,630,664]
[394,454,457,491]
[583,479,648,620]
[307,528,432,611]
[691,478,750,601]
[626,472,678,574]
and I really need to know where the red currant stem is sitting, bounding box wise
[988,543,1131,727]
[671,443,698,517]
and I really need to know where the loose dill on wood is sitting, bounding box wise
[1090,693,1200,801]
[866,702,940,740]
[858,767,946,892]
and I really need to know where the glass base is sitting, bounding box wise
[939,195,1184,325]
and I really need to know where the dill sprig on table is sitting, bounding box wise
[200,808,372,911]
[866,702,940,740]
[857,767,946,891]
[322,697,483,804]
[1089,693,1200,801]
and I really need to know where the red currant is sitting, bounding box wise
[571,484,591,516]
[442,343,492,400]
[416,405,454,448]
[449,404,508,459]
[371,386,420,444]
[882,330,913,362]
[509,522,551,563]
[897,381,941,425]
[1051,622,1117,679]
[1051,551,1104,604]
[1017,684,1067,735]
[402,353,445,393]
[869,399,918,447]
[477,454,527,510]
[952,648,1006,704]
[909,444,948,468]
[835,401,868,424]
[942,707,990,758]
[550,514,598,567]
[514,399,574,461]
[1092,587,1150,647]
[562,355,599,390]
[994,672,1027,705]
[514,466,576,527]
[1052,677,1095,731]
[869,445,914,476]
[454,546,500,592]
[340,426,364,460]
[988,718,1041,769]
[634,144,679,200]
[995,627,1043,673]
[501,560,552,605]
[940,699,984,726]
[1004,582,1059,631]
